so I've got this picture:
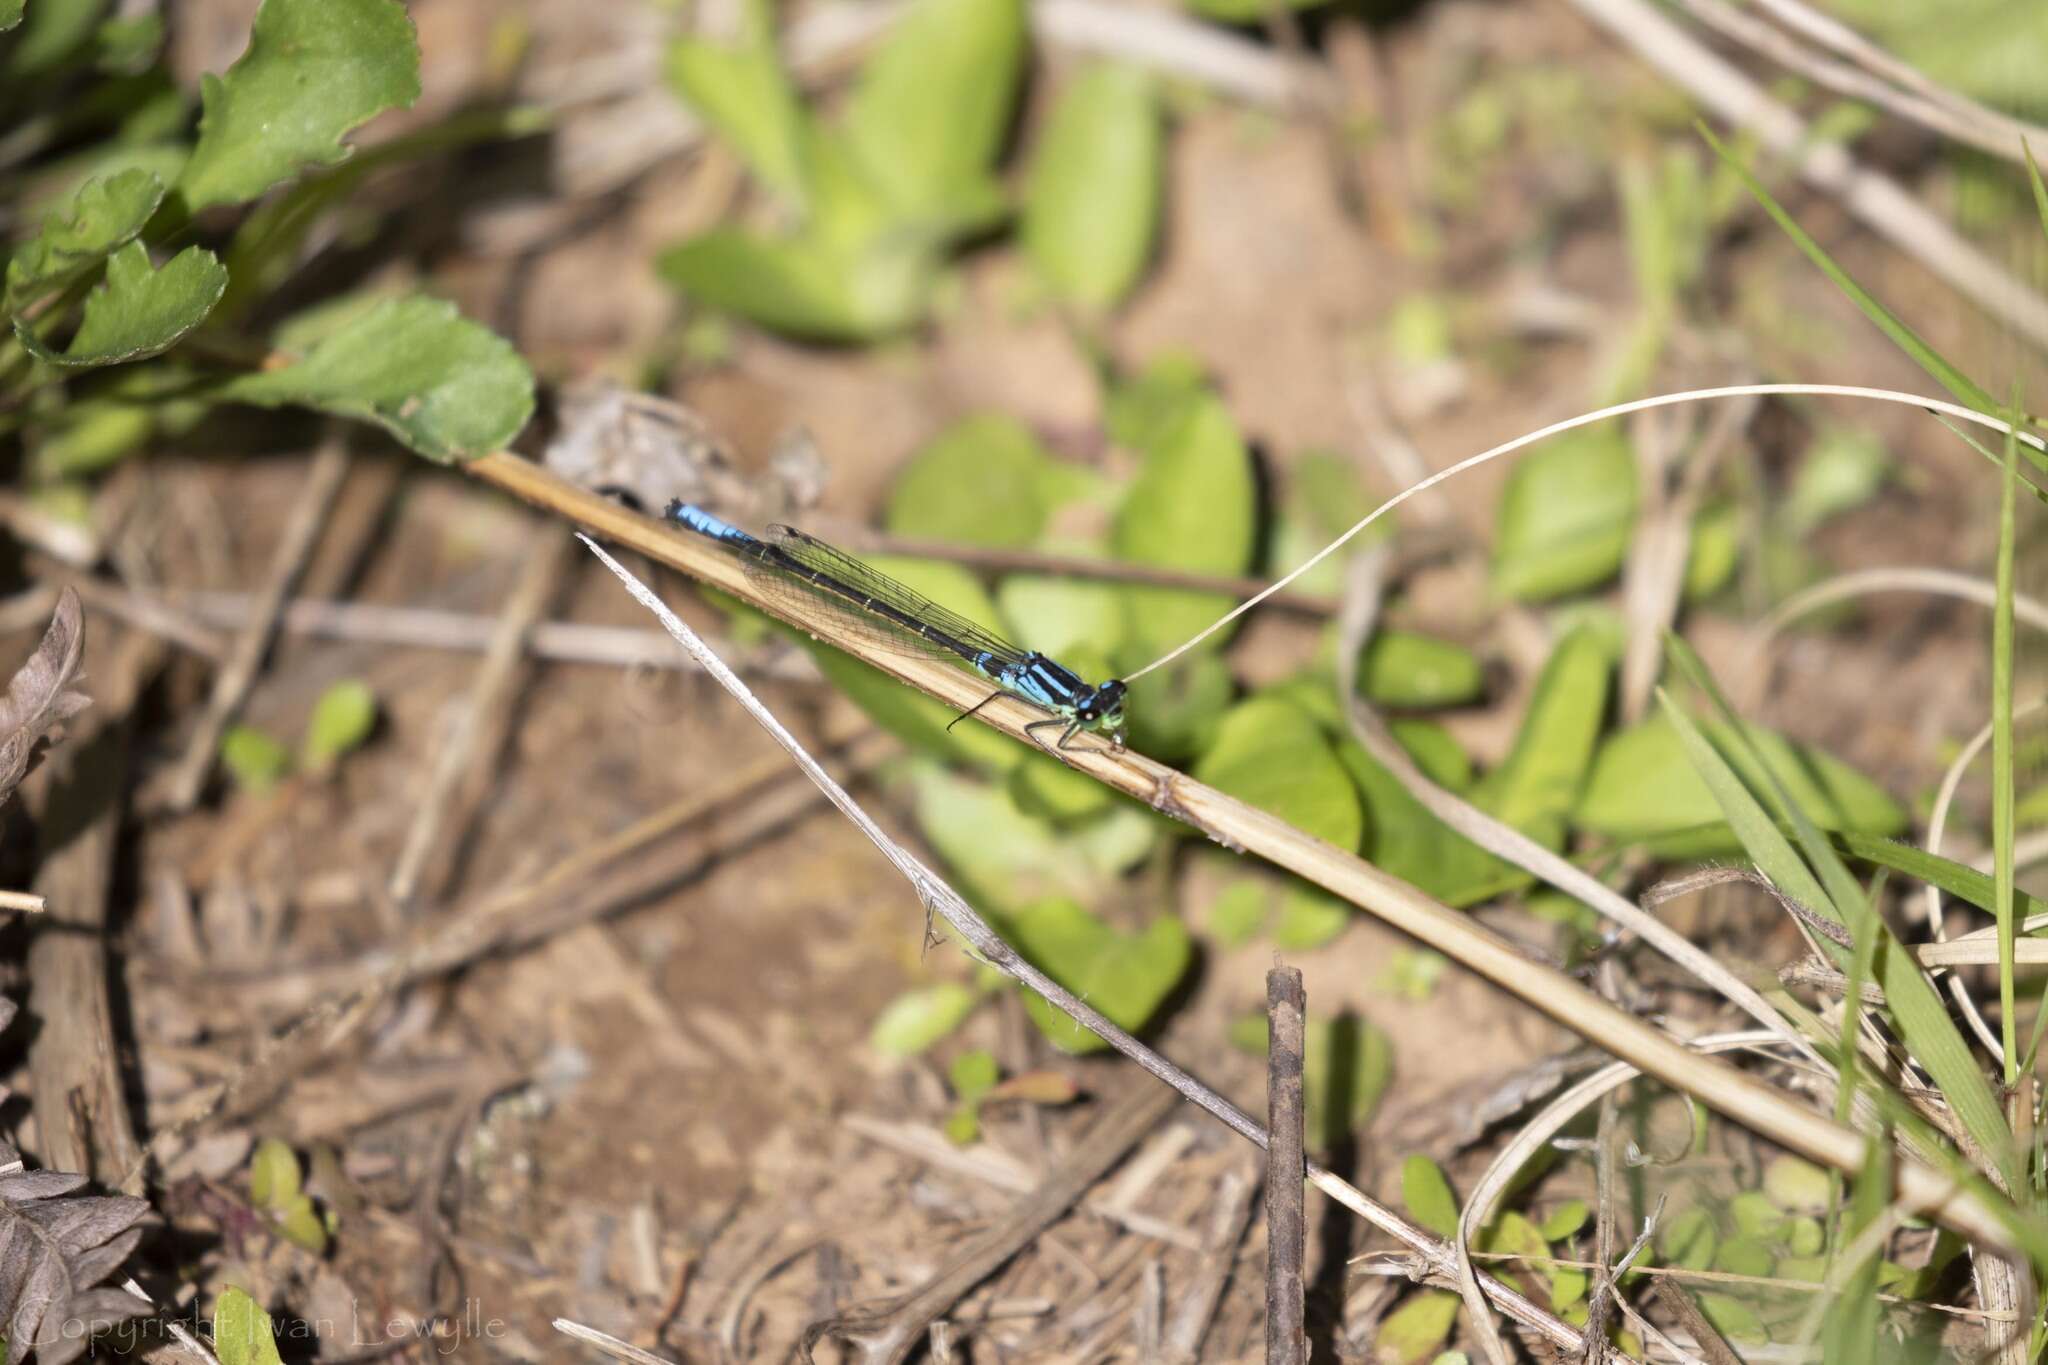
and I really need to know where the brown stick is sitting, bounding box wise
[1265,968,1307,1365]
[1649,1279,1744,1365]
[27,627,161,1190]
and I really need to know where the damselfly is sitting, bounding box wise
[666,502,1128,751]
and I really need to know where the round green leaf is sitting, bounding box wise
[301,679,377,773]
[887,414,1053,547]
[1195,697,1365,850]
[1358,630,1484,708]
[1206,879,1269,946]
[1122,653,1233,763]
[663,0,811,209]
[1492,428,1639,602]
[213,1287,287,1365]
[1574,713,1906,848]
[1376,1290,1460,1362]
[1022,63,1161,312]
[1273,882,1348,950]
[218,295,534,462]
[841,0,1023,225]
[1763,1155,1833,1215]
[869,982,979,1056]
[1111,389,1256,659]
[249,1137,301,1208]
[221,724,291,794]
[1684,500,1739,600]
[996,572,1129,665]
[1402,1156,1460,1238]
[1661,1206,1718,1270]
[949,1047,1000,1101]
[659,227,934,342]
[1011,899,1191,1055]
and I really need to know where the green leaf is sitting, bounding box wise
[1181,0,1324,23]
[1229,1012,1394,1147]
[1474,624,1610,829]
[1022,64,1161,312]
[1122,653,1233,763]
[949,1048,1000,1101]
[1833,832,2048,923]
[1106,350,1207,450]
[216,295,534,461]
[1762,1155,1832,1214]
[887,414,1054,547]
[1270,450,1385,596]
[1376,1290,1460,1364]
[1696,1293,1767,1345]
[1712,1236,1775,1278]
[1,0,26,36]
[300,679,377,774]
[1340,731,1527,909]
[14,241,226,367]
[664,0,811,208]
[32,402,155,479]
[841,0,1023,227]
[943,1104,981,1144]
[870,983,979,1055]
[659,227,933,341]
[1358,630,1484,709]
[249,1138,301,1208]
[911,763,1157,911]
[3,169,165,314]
[1660,1207,1717,1270]
[1112,390,1257,660]
[277,1194,328,1254]
[1194,697,1365,850]
[1683,500,1739,600]
[1785,426,1891,535]
[217,106,550,324]
[1010,898,1191,1054]
[1660,675,2023,1198]
[1207,879,1269,946]
[213,1287,287,1365]
[1273,882,1348,950]
[1493,427,1638,601]
[1538,1200,1588,1242]
[1575,712,1905,849]
[1377,948,1448,1002]
[177,0,422,213]
[1401,1155,1460,1238]
[221,724,291,793]
[997,571,1129,665]
[6,0,104,74]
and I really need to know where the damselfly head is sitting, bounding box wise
[1078,679,1127,737]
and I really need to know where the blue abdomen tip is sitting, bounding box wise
[666,502,743,539]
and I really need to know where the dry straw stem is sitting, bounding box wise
[1568,0,2048,351]
[473,451,2024,1262]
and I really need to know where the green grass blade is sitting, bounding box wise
[2026,141,2048,248]
[1698,122,2048,483]
[1930,414,2048,508]
[1666,639,2020,1192]
[1995,410,2020,1079]
[1834,833,2048,920]
[1654,690,1831,918]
